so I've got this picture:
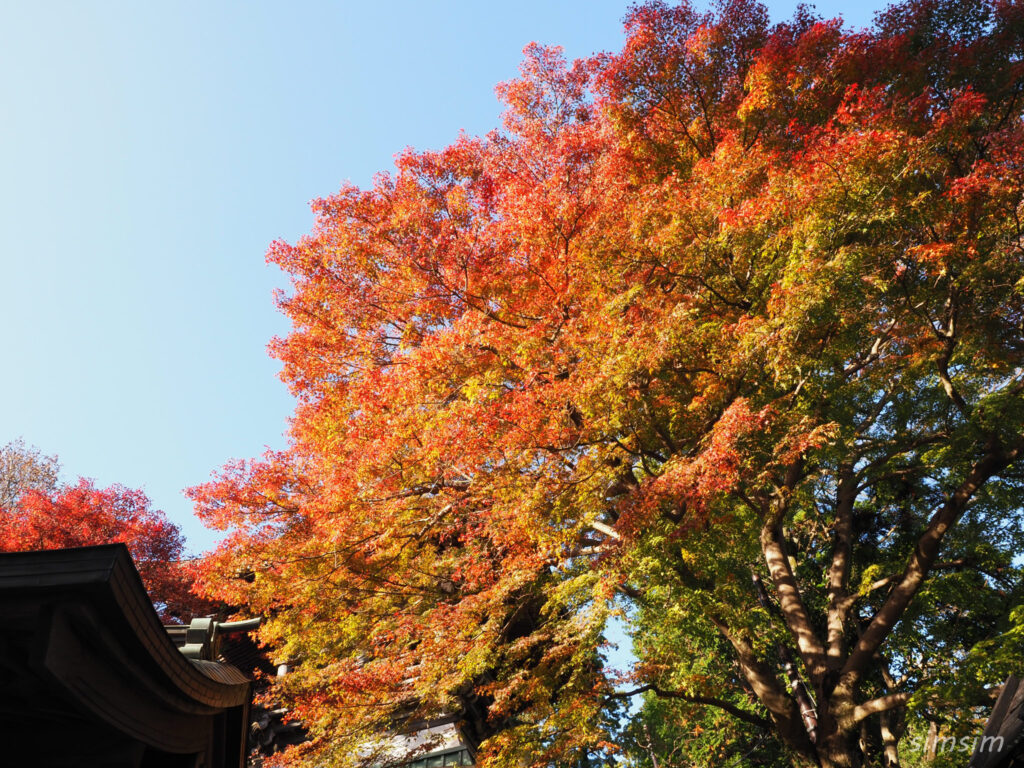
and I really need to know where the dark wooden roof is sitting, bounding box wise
[970,676,1024,768]
[0,544,252,768]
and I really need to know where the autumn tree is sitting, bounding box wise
[191,1,1024,766]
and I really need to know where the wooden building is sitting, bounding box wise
[0,544,253,768]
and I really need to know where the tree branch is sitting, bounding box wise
[610,684,771,730]
[826,465,857,668]
[707,614,817,761]
[936,334,970,418]
[847,692,911,726]
[589,520,620,540]
[760,461,828,684]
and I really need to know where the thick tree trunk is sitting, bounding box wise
[814,712,863,768]
[817,741,863,767]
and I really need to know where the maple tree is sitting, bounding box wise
[191,0,1024,766]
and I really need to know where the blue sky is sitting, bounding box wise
[0,0,884,553]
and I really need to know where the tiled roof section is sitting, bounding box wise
[191,658,253,686]
[165,613,311,764]
[0,544,252,708]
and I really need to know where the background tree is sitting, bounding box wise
[0,438,60,509]
[191,1,1024,766]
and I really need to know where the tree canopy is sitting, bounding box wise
[191,1,1024,766]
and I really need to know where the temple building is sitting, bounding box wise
[0,544,254,768]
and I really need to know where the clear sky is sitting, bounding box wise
[0,0,886,553]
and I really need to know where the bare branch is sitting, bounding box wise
[590,520,621,540]
[936,335,970,418]
[707,614,817,761]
